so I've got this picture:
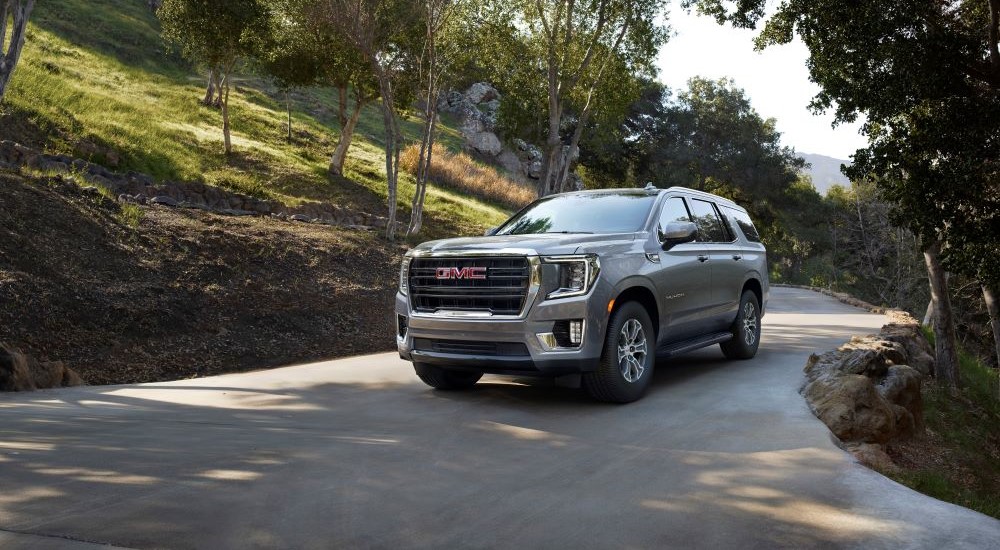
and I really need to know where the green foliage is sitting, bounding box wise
[158,0,270,71]
[118,203,143,228]
[893,332,1000,519]
[692,0,1000,292]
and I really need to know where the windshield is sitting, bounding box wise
[495,192,657,235]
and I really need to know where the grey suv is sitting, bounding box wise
[395,186,768,403]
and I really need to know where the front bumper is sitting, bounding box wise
[395,285,610,377]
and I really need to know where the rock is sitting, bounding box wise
[80,186,101,195]
[150,195,179,207]
[881,322,935,376]
[290,214,311,222]
[845,442,900,473]
[497,150,523,176]
[525,144,543,161]
[526,160,543,179]
[878,365,924,437]
[466,130,503,157]
[804,374,897,443]
[1,345,85,391]
[465,82,499,104]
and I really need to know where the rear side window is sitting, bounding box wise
[688,199,731,243]
[723,206,762,243]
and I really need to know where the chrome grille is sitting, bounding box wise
[409,256,530,316]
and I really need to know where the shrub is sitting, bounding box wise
[400,143,536,209]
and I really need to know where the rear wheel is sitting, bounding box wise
[583,301,655,403]
[720,290,761,360]
[414,363,482,390]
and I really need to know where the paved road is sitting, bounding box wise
[1,287,998,549]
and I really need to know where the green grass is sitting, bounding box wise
[887,327,1000,519]
[1,0,509,240]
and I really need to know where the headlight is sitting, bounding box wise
[543,255,600,299]
[399,257,410,296]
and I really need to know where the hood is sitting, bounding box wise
[410,233,637,257]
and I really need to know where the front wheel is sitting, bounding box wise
[720,290,761,360]
[583,301,655,403]
[414,363,482,390]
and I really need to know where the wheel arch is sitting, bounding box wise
[610,283,660,341]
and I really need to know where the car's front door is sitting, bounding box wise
[646,196,712,344]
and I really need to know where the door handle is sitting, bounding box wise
[697,255,709,262]
[732,254,742,261]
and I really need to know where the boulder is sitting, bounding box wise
[1,345,85,391]
[878,365,924,436]
[466,129,503,157]
[803,373,897,443]
[465,82,499,104]
[881,322,935,376]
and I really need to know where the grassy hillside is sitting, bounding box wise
[0,0,509,240]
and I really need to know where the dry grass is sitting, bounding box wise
[400,143,536,209]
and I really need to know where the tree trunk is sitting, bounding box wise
[924,240,960,387]
[220,70,232,155]
[329,96,364,176]
[374,67,400,241]
[0,0,35,103]
[983,284,1000,391]
[923,299,934,327]
[285,90,292,142]
[408,106,437,237]
[202,70,217,106]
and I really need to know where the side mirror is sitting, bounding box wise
[659,221,698,250]
[484,226,498,236]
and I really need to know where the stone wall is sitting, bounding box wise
[0,140,388,230]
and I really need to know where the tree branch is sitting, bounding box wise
[563,0,612,93]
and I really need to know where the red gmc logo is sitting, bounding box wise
[435,267,487,280]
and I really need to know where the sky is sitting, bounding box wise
[656,8,867,160]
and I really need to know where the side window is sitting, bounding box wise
[688,199,730,243]
[723,206,762,243]
[657,196,691,229]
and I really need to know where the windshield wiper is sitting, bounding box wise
[540,231,594,234]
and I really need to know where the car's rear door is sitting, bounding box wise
[687,198,744,330]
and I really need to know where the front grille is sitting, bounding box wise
[413,338,530,357]
[409,256,530,316]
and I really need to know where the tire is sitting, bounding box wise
[720,290,761,360]
[583,301,655,403]
[413,363,482,390]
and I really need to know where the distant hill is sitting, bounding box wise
[800,153,850,195]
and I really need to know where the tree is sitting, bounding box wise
[158,0,269,155]
[498,0,667,196]
[692,0,1000,388]
[258,0,379,172]
[407,0,464,236]
[0,0,35,103]
[319,0,422,240]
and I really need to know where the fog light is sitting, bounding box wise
[551,320,584,348]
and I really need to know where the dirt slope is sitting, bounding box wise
[0,170,403,385]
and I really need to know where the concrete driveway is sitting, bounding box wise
[1,287,998,549]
